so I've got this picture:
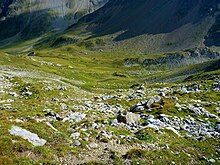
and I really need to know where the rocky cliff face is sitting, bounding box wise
[0,0,108,39]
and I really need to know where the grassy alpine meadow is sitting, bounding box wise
[0,40,219,165]
[0,0,220,164]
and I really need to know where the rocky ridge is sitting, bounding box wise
[124,48,220,69]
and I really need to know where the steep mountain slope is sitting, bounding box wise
[0,0,108,39]
[205,14,220,47]
[71,0,220,53]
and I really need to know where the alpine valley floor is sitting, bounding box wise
[0,43,220,164]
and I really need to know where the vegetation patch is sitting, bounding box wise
[135,129,154,142]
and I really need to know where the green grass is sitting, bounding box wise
[0,36,219,164]
[124,130,220,164]
[135,129,155,142]
[1,44,152,94]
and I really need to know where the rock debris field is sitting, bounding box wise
[0,71,220,164]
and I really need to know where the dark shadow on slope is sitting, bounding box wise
[0,9,60,40]
[204,59,220,72]
[204,14,220,47]
[0,16,21,39]
[183,59,220,81]
[0,0,14,17]
[75,0,218,41]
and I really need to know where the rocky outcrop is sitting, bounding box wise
[124,48,220,69]
[143,48,220,68]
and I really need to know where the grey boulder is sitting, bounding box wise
[9,126,46,146]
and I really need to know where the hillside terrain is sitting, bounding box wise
[0,0,108,40]
[67,0,220,53]
[0,45,220,164]
[0,0,220,165]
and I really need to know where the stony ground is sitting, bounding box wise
[0,46,219,164]
[0,65,220,164]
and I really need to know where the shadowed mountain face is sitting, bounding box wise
[0,0,14,18]
[79,0,219,41]
[0,0,108,39]
[205,14,220,47]
[0,0,220,53]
